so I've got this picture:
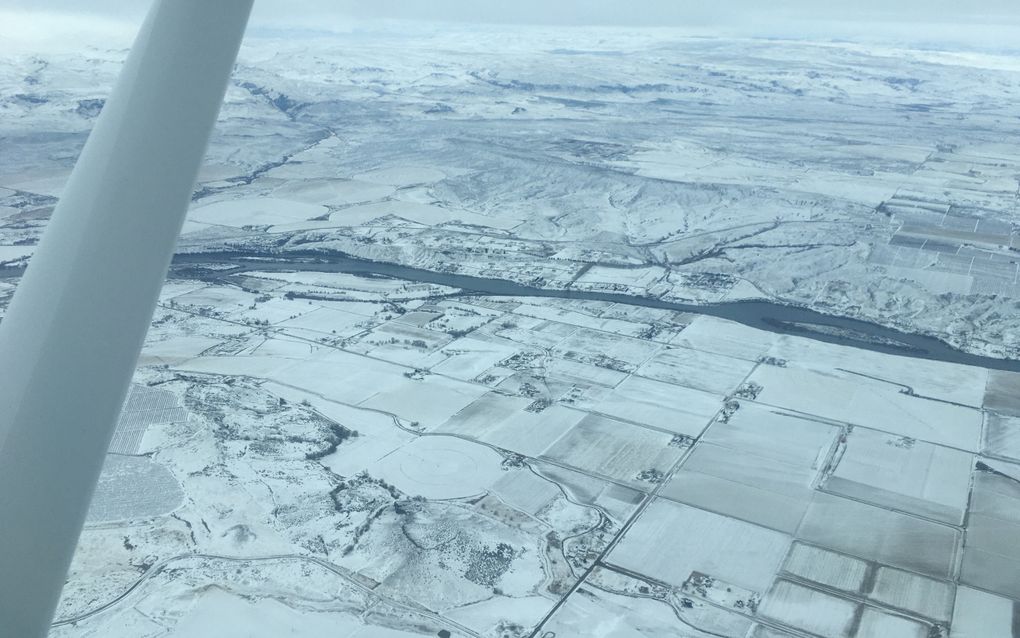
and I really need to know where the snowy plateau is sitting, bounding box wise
[2,25,1020,638]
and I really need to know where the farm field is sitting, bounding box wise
[570,375,722,436]
[781,543,869,593]
[796,492,961,579]
[541,583,747,638]
[187,197,329,228]
[960,458,1020,599]
[636,345,757,395]
[542,414,685,488]
[869,566,955,622]
[823,427,973,524]
[608,499,792,593]
[983,414,1020,462]
[855,608,929,638]
[950,587,1019,638]
[35,261,1016,637]
[661,404,839,533]
[85,456,183,524]
[41,267,1018,636]
[767,335,990,407]
[435,392,584,457]
[757,580,858,638]
[749,364,984,451]
[672,315,776,361]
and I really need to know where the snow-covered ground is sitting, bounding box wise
[2,24,1019,638]
[4,28,1020,356]
[36,271,1019,637]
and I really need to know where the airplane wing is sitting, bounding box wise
[0,2,252,635]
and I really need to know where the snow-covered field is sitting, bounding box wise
[2,22,1019,638]
[36,269,1020,636]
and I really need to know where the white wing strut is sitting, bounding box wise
[0,1,252,634]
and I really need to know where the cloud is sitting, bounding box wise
[0,9,136,52]
[254,1,1020,52]
[4,0,1018,26]
[323,0,1013,26]
[0,0,1018,52]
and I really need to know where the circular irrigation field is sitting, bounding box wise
[370,435,504,500]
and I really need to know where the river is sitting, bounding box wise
[168,252,1020,373]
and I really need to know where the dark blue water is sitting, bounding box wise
[170,252,1020,373]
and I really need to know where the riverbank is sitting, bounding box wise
[170,252,1020,373]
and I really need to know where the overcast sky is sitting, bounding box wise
[1,1,1018,52]
[2,0,1017,25]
